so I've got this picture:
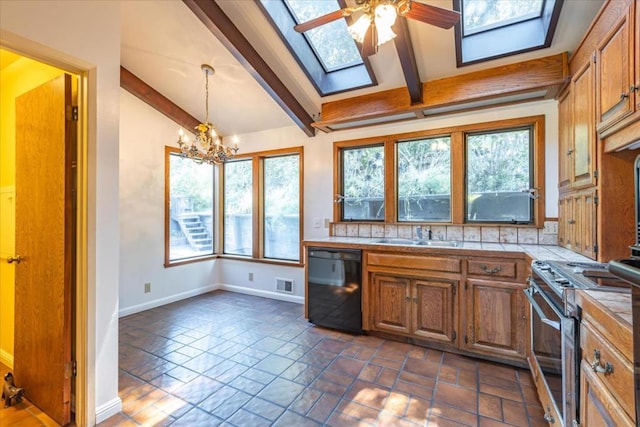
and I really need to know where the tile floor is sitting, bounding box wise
[99,290,547,426]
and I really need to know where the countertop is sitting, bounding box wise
[303,236,594,262]
[578,289,633,331]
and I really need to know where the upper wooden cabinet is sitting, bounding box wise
[572,60,598,190]
[596,1,637,133]
[558,89,574,192]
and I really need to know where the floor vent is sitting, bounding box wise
[275,278,294,294]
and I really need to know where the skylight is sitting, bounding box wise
[284,0,363,72]
[462,0,544,36]
[257,0,376,96]
[454,0,562,66]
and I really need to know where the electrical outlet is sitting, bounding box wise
[248,272,253,281]
[313,217,321,228]
[144,282,151,293]
[543,221,558,234]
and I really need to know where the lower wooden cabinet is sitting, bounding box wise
[372,274,458,344]
[463,279,528,360]
[558,188,597,259]
[580,359,635,427]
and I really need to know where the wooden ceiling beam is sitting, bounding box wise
[315,53,569,131]
[183,0,316,137]
[120,66,200,132]
[393,19,422,104]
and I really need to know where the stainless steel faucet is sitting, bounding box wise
[416,226,432,240]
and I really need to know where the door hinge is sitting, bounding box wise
[593,170,599,179]
[594,195,599,205]
[593,244,599,254]
[464,335,468,344]
[65,360,77,378]
[66,106,78,121]
[592,53,596,63]
[452,284,457,296]
[452,331,457,341]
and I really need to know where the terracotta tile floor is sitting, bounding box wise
[100,290,547,426]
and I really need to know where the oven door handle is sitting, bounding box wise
[524,287,561,331]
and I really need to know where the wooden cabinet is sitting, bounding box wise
[367,251,528,364]
[558,188,597,259]
[557,88,573,192]
[463,279,528,360]
[571,60,597,190]
[577,290,635,426]
[596,2,635,132]
[371,274,458,345]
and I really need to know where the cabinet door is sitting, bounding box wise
[373,274,411,334]
[580,360,635,427]
[464,279,527,360]
[558,89,573,191]
[558,193,575,249]
[596,4,634,131]
[412,279,457,344]
[578,189,597,259]
[572,61,597,189]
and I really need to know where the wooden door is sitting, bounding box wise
[596,3,633,130]
[572,61,596,189]
[464,279,527,360]
[579,189,597,259]
[14,74,74,426]
[412,279,457,344]
[372,274,411,334]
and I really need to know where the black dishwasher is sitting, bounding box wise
[307,247,362,334]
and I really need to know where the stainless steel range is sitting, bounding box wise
[526,260,630,427]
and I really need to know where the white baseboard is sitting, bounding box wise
[118,284,219,317]
[218,283,304,305]
[95,397,122,424]
[0,348,13,369]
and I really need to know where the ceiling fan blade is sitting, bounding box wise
[293,9,352,33]
[402,1,460,29]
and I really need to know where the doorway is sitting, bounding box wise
[0,49,78,426]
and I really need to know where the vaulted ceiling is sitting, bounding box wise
[120,0,604,137]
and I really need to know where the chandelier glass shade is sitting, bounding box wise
[177,64,238,165]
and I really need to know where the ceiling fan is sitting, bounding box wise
[293,0,460,56]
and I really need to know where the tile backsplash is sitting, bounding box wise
[332,222,558,245]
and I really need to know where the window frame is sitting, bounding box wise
[164,146,217,267]
[333,116,545,227]
[221,146,304,266]
[453,0,563,67]
[256,0,377,96]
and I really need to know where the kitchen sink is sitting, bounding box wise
[373,238,462,247]
[414,240,462,247]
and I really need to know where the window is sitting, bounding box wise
[397,137,451,222]
[164,147,215,266]
[466,128,533,223]
[257,0,376,95]
[223,159,253,256]
[223,147,303,263]
[334,116,544,226]
[341,144,385,221]
[454,0,563,66]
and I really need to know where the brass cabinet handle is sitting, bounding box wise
[568,219,576,225]
[480,265,502,274]
[567,148,574,155]
[591,349,614,375]
[630,85,638,93]
[620,92,629,100]
[6,255,22,264]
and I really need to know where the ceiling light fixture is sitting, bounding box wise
[177,64,238,165]
[347,1,402,49]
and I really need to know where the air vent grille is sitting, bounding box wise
[276,278,294,294]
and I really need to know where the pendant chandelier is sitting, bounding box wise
[177,64,238,165]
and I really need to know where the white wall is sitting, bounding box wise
[119,90,218,315]
[0,0,121,423]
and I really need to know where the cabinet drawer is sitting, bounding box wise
[580,320,635,421]
[467,259,519,279]
[367,253,461,273]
